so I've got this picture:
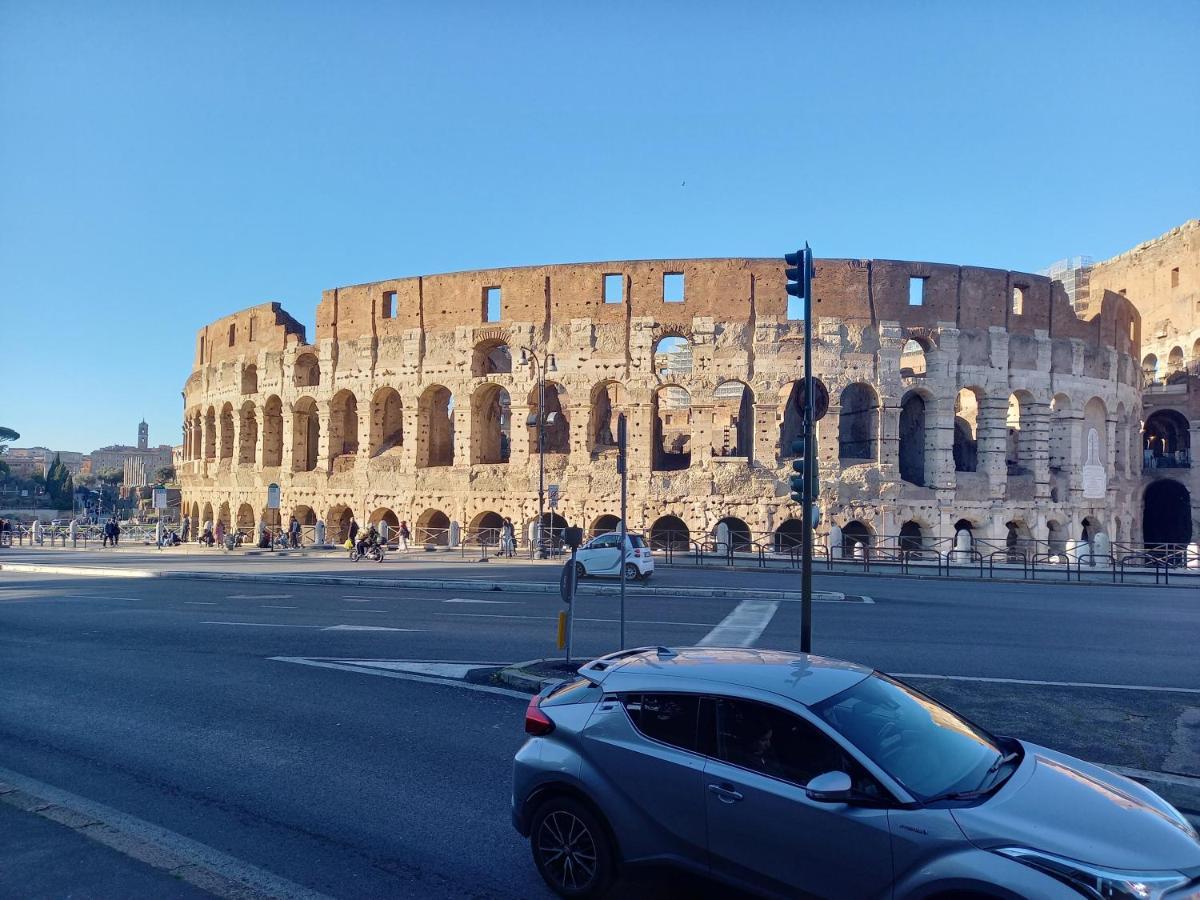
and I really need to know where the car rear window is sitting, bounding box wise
[629,535,646,548]
[541,678,600,707]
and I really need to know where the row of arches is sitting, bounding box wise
[1142,340,1200,382]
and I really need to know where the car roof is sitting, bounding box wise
[583,647,873,707]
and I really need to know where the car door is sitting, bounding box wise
[583,533,622,576]
[580,692,709,865]
[702,696,894,899]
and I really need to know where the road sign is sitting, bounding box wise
[792,377,830,422]
[548,484,559,508]
[266,483,281,509]
[152,487,167,510]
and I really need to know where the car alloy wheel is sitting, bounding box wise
[530,798,614,898]
[575,562,587,579]
[624,563,640,580]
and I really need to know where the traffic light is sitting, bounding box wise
[789,438,806,502]
[784,249,807,298]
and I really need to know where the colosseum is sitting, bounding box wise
[178,247,1168,560]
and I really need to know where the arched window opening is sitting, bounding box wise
[589,382,625,453]
[1046,521,1066,557]
[369,387,404,457]
[899,521,924,552]
[650,515,690,550]
[292,397,320,472]
[294,352,320,388]
[590,515,621,537]
[652,335,692,378]
[262,396,283,467]
[370,508,400,535]
[898,391,927,486]
[1047,394,1072,472]
[1143,480,1193,547]
[468,511,505,539]
[189,502,200,525]
[839,383,878,462]
[472,339,512,376]
[472,384,511,464]
[537,512,569,550]
[1005,520,1033,561]
[712,382,754,459]
[652,386,692,470]
[327,505,355,544]
[841,520,873,559]
[416,509,451,546]
[216,502,231,531]
[712,517,752,552]
[779,378,829,459]
[236,503,256,535]
[293,506,316,527]
[899,339,928,378]
[773,519,805,553]
[528,383,569,455]
[1168,346,1185,373]
[1006,392,1036,476]
[201,502,214,527]
[1142,354,1158,383]
[241,365,258,395]
[953,388,980,472]
[329,391,359,458]
[1144,410,1191,469]
[417,386,455,468]
[219,404,234,460]
[238,402,257,465]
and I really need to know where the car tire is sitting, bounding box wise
[624,563,640,581]
[530,796,616,898]
[575,562,587,579]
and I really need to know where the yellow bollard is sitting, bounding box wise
[556,611,567,650]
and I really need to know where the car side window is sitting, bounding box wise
[622,694,700,753]
[713,697,880,795]
[589,534,619,549]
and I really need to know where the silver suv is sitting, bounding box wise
[512,647,1200,899]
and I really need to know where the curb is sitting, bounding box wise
[497,656,595,693]
[0,563,838,602]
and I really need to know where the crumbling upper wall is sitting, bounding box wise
[192,302,306,369]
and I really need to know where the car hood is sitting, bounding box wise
[952,742,1200,871]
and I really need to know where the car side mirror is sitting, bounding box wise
[805,771,853,803]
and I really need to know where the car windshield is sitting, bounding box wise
[811,674,1002,801]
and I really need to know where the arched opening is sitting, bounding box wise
[369,387,404,457]
[219,404,235,460]
[327,505,355,544]
[1144,410,1191,469]
[417,385,454,468]
[650,515,690,550]
[653,335,692,379]
[712,516,752,552]
[1143,480,1192,547]
[294,352,320,388]
[652,385,692,471]
[954,518,975,534]
[953,388,980,472]
[292,397,320,472]
[841,520,873,558]
[1080,517,1102,543]
[779,378,829,460]
[899,339,928,378]
[528,382,569,454]
[329,390,359,459]
[590,514,621,537]
[471,383,511,464]
[262,396,283,467]
[204,407,216,459]
[899,520,924,552]
[773,519,805,553]
[898,391,927,486]
[238,402,258,465]
[416,509,451,546]
[241,365,258,395]
[1082,397,1108,481]
[839,383,878,461]
[202,502,214,527]
[1142,354,1158,383]
[588,381,625,454]
[293,505,316,526]
[469,510,505,534]
[1006,391,1036,476]
[1005,520,1033,561]
[216,502,231,531]
[538,512,569,550]
[263,507,281,532]
[189,502,200,525]
[711,381,754,459]
[1193,337,1200,365]
[471,339,512,376]
[1168,346,1185,373]
[236,503,256,534]
[369,508,400,536]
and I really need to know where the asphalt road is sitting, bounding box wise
[0,570,1196,898]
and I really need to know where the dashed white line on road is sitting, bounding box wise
[698,600,780,647]
[262,605,298,609]
[894,672,1200,695]
[226,594,293,600]
[434,612,716,627]
[204,621,321,628]
[184,601,216,605]
[322,624,422,632]
[443,598,516,605]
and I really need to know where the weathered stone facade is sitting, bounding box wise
[179,256,1144,553]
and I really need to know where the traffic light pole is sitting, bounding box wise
[800,245,814,654]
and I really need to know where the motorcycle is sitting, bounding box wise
[349,542,385,563]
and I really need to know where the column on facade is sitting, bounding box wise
[690,397,714,471]
[976,394,1009,499]
[316,400,332,472]
[1027,397,1051,500]
[877,391,900,481]
[280,407,296,473]
[568,402,591,465]
[752,399,779,469]
[927,396,957,495]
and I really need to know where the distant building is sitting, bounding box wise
[90,421,172,480]
[3,447,86,478]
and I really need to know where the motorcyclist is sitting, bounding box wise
[356,524,380,557]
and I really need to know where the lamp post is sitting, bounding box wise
[519,346,557,558]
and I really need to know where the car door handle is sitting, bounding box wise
[707,783,744,803]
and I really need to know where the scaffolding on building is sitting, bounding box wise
[1039,256,1093,313]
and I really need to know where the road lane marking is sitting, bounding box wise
[697,600,780,648]
[442,598,516,605]
[271,657,529,698]
[894,673,1200,695]
[322,624,422,632]
[203,621,322,628]
[184,601,217,605]
[226,594,293,600]
[262,605,298,609]
[434,612,716,627]
[0,764,333,900]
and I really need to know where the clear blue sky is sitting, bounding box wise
[2,0,1197,453]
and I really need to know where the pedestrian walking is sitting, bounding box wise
[181,515,191,543]
[112,517,121,547]
[215,520,225,547]
[348,516,359,547]
[289,516,301,549]
[501,517,516,558]
[397,520,410,552]
[101,518,112,548]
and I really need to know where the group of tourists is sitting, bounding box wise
[100,517,121,547]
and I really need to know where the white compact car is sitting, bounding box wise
[574,533,653,580]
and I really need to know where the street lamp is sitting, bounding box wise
[519,346,557,558]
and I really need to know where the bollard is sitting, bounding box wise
[556,611,567,650]
[315,520,326,546]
